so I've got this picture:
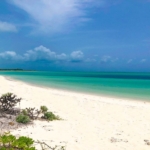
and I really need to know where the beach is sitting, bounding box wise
[0,75,150,150]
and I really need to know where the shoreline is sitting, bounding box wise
[3,75,150,104]
[0,75,150,150]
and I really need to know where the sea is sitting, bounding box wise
[0,71,150,101]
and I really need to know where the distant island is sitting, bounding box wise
[0,69,35,71]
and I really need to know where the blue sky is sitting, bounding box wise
[0,0,150,72]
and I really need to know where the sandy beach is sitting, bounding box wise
[0,75,150,150]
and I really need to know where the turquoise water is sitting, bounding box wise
[0,71,150,100]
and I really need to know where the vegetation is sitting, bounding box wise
[21,107,41,120]
[0,69,35,71]
[0,93,21,111]
[0,92,60,123]
[0,132,35,150]
[21,106,60,122]
[0,132,66,150]
[43,112,60,121]
[0,69,23,71]
[40,106,48,113]
[16,114,30,124]
[0,93,64,149]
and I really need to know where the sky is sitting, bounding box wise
[0,0,150,72]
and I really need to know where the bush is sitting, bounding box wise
[0,93,21,111]
[43,112,60,121]
[22,106,48,120]
[0,132,66,150]
[0,132,35,150]
[22,109,28,116]
[22,107,41,120]
[40,106,48,113]
[16,114,30,124]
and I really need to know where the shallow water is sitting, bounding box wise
[0,71,150,100]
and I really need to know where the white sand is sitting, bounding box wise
[0,75,150,150]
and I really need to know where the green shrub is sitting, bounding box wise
[16,114,30,124]
[22,107,41,120]
[40,106,48,113]
[22,109,28,116]
[0,132,35,150]
[43,112,60,121]
[0,93,21,111]
[0,132,66,150]
[13,136,35,149]
[22,106,48,120]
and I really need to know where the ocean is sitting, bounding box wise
[0,71,150,101]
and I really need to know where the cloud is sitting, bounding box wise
[0,46,84,63]
[23,45,69,62]
[0,51,22,60]
[70,50,84,62]
[56,53,68,61]
[0,51,16,58]
[24,45,57,61]
[0,21,17,32]
[127,59,133,64]
[85,58,96,62]
[10,0,117,33]
[100,55,111,63]
[100,55,118,63]
[140,59,146,63]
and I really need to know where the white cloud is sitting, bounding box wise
[127,59,133,64]
[70,50,84,62]
[85,58,96,62]
[100,55,111,63]
[23,45,70,62]
[0,51,22,60]
[0,51,16,57]
[140,59,146,63]
[56,53,68,61]
[0,46,85,63]
[10,0,115,33]
[0,21,17,32]
[100,55,118,63]
[111,57,119,62]
[24,45,57,61]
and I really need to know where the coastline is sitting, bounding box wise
[3,75,150,103]
[0,75,150,150]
